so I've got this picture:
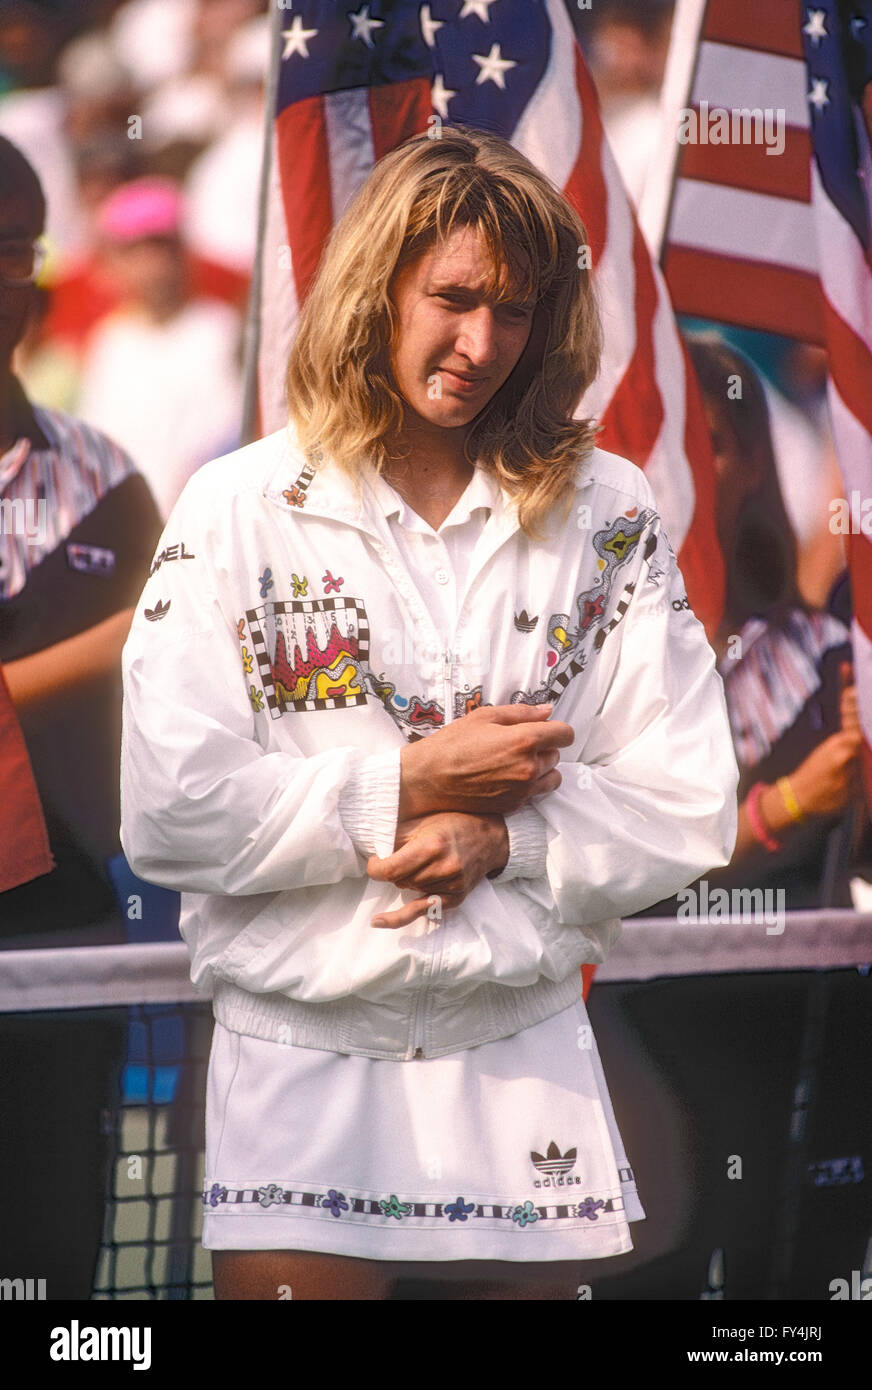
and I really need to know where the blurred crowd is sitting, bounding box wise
[0,0,267,519]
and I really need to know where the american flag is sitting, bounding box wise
[251,0,725,637]
[661,0,872,798]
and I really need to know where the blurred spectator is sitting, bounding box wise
[679,321,848,609]
[58,28,136,148]
[108,0,197,91]
[0,74,86,259]
[0,0,76,93]
[132,0,263,174]
[44,232,248,360]
[764,372,846,611]
[183,13,268,275]
[192,0,264,76]
[1,134,163,941]
[1,0,260,388]
[0,130,160,1302]
[638,333,864,914]
[586,0,675,208]
[773,342,846,609]
[0,19,139,259]
[76,175,243,518]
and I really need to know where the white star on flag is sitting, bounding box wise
[460,0,499,21]
[808,76,830,111]
[350,5,384,49]
[431,71,456,118]
[282,16,318,60]
[419,3,443,48]
[803,9,828,46]
[472,43,516,89]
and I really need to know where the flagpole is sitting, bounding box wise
[240,0,283,446]
[637,0,708,262]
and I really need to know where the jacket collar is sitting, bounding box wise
[263,423,524,548]
[363,454,502,530]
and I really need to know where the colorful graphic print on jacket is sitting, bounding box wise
[244,510,658,728]
[243,591,458,734]
[245,595,371,715]
[511,511,658,706]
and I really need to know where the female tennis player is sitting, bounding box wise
[120,127,738,1300]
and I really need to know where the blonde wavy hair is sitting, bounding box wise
[285,126,603,538]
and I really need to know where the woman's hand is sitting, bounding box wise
[366,810,510,929]
[788,728,864,819]
[398,703,574,820]
[733,681,864,863]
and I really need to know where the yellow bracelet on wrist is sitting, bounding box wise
[777,776,804,824]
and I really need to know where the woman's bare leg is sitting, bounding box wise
[212,1250,395,1300]
[212,1251,582,1299]
[390,1258,582,1300]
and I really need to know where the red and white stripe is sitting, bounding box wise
[662,0,824,341]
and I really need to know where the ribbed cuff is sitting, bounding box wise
[338,749,402,858]
[488,804,549,882]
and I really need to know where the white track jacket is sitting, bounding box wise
[120,426,739,1059]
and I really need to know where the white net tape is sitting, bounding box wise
[1,910,870,1012]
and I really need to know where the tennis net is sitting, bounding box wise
[0,916,870,1300]
[92,999,214,1299]
[0,943,213,1300]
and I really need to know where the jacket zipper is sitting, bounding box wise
[411,939,434,1058]
[442,646,454,726]
[412,912,448,1058]
[412,647,454,1057]
[411,977,427,1058]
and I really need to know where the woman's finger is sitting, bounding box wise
[371,891,465,929]
[370,897,432,929]
[366,836,440,882]
[392,871,465,894]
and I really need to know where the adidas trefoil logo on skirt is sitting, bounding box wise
[530,1141,582,1188]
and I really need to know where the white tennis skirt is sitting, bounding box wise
[202,996,645,1262]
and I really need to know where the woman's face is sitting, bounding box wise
[387,224,536,434]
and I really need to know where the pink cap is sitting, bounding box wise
[96,177,183,243]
